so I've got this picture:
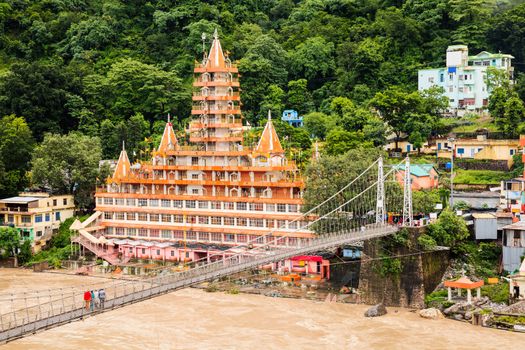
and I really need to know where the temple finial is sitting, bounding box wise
[122,140,125,151]
[268,109,272,122]
[213,28,219,40]
[167,113,171,124]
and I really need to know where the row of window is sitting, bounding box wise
[103,212,308,230]
[98,198,300,213]
[107,227,305,246]
[6,212,61,224]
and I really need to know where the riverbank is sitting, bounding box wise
[1,269,524,349]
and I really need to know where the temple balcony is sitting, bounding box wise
[193,81,240,87]
[191,108,241,115]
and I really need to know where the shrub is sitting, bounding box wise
[417,234,437,250]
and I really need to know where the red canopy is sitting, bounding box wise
[290,255,323,262]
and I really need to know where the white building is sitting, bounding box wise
[418,45,514,115]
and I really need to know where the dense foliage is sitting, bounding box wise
[2,0,525,202]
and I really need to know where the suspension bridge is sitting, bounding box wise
[0,156,415,343]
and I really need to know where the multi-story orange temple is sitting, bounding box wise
[75,31,313,263]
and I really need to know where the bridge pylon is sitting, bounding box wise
[402,156,413,227]
[376,156,385,224]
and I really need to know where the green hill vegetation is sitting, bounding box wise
[1,0,525,206]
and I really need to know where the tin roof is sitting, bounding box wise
[0,196,41,204]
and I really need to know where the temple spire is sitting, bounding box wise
[255,111,284,154]
[206,29,225,69]
[112,144,131,180]
[158,116,178,153]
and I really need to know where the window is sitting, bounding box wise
[63,198,67,205]
[250,203,263,211]
[288,204,298,213]
[192,188,200,195]
[116,227,125,235]
[192,157,199,165]
[127,198,136,206]
[150,229,160,238]
[174,215,184,223]
[115,212,125,220]
[161,230,172,239]
[21,215,31,223]
[157,250,161,256]
[55,212,61,221]
[277,204,287,212]
[142,248,146,254]
[104,212,113,220]
[277,220,286,228]
[186,231,196,240]
[137,198,147,207]
[211,233,222,242]
[138,213,148,221]
[448,86,453,92]
[7,215,14,223]
[45,213,50,222]
[138,229,148,237]
[199,232,210,241]
[128,228,136,236]
[171,250,175,257]
[192,173,200,180]
[236,202,247,210]
[198,201,208,209]
[161,199,171,208]
[35,215,42,223]
[266,204,275,212]
[186,200,196,208]
[187,216,197,224]
[237,218,247,226]
[440,73,444,83]
[211,201,221,210]
[289,237,298,247]
[250,218,264,227]
[211,216,222,225]
[428,77,434,83]
[288,221,298,229]
[150,199,159,207]
[266,219,275,228]
[173,200,183,208]
[150,214,159,222]
[173,231,184,239]
[510,149,515,155]
[224,217,235,225]
[115,198,124,205]
[237,234,247,243]
[162,214,172,223]
[104,198,113,205]
[224,234,235,242]
[126,212,136,220]
[457,148,465,155]
[198,216,209,224]
[53,199,57,206]
[224,202,234,210]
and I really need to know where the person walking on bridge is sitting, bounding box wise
[90,290,95,312]
[83,290,91,311]
[98,288,106,309]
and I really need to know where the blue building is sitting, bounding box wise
[282,110,303,127]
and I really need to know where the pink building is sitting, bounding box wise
[395,164,439,190]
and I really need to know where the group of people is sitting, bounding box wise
[83,289,106,311]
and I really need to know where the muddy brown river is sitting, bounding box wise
[1,268,523,349]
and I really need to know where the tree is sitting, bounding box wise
[259,84,285,117]
[489,86,508,128]
[323,128,373,156]
[289,36,335,83]
[303,112,335,140]
[426,208,469,248]
[413,190,440,214]
[30,133,102,210]
[0,61,82,138]
[287,79,313,114]
[502,95,525,136]
[0,227,24,267]
[0,115,35,197]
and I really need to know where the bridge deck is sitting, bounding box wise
[0,225,398,343]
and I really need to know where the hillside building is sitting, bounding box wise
[0,192,75,251]
[418,45,514,115]
[73,31,314,263]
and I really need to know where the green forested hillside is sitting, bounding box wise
[1,0,525,202]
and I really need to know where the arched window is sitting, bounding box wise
[201,87,209,96]
[168,186,176,195]
[202,72,210,82]
[262,188,272,198]
[167,156,176,166]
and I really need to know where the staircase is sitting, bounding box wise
[71,235,130,265]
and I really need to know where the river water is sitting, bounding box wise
[1,269,523,349]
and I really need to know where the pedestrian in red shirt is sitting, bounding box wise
[83,290,91,311]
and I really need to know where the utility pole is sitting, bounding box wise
[448,137,455,208]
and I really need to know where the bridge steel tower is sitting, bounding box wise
[402,156,413,227]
